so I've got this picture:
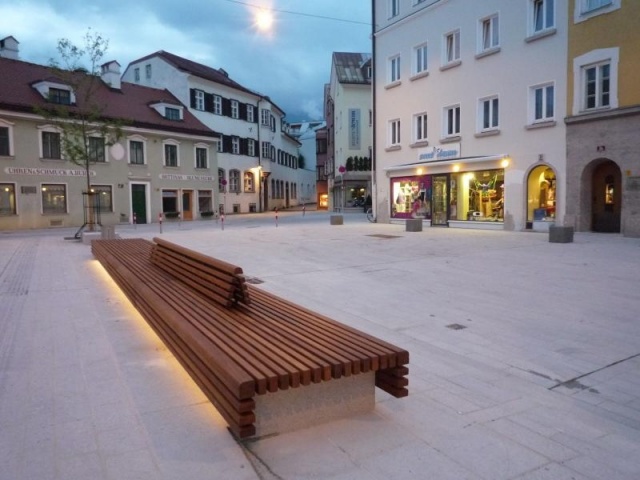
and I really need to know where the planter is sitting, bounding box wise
[164,211,180,220]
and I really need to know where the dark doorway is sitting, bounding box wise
[592,161,621,233]
[131,184,147,224]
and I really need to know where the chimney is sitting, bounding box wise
[0,36,19,60]
[101,60,121,89]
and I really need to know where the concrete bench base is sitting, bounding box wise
[330,215,344,225]
[406,219,423,232]
[254,372,375,437]
[549,225,574,243]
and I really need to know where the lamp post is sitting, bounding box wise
[221,179,227,215]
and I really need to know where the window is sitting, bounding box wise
[42,131,61,159]
[213,95,222,115]
[231,137,240,154]
[532,0,554,33]
[444,105,461,137]
[129,140,145,165]
[414,113,428,142]
[231,100,239,119]
[389,55,401,83]
[247,139,255,157]
[480,15,499,52]
[414,43,428,76]
[531,83,555,122]
[145,64,151,79]
[162,189,178,213]
[134,68,140,82]
[165,107,180,120]
[247,105,255,122]
[42,184,66,214]
[194,90,205,111]
[261,141,271,159]
[48,88,71,105]
[389,0,399,17]
[229,169,240,193]
[195,147,208,169]
[261,109,270,126]
[0,183,16,215]
[91,185,113,213]
[198,190,212,213]
[244,171,255,192]
[584,62,610,110]
[216,138,223,153]
[480,96,499,131]
[389,119,401,146]
[0,126,10,156]
[88,137,106,162]
[583,0,612,12]
[218,168,226,192]
[164,143,178,167]
[444,30,461,64]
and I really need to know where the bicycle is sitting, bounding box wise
[366,207,376,223]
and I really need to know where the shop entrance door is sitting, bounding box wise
[182,190,193,220]
[432,175,448,226]
[131,184,147,224]
[592,161,621,233]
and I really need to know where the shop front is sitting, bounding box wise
[385,145,510,229]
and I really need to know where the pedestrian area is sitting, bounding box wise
[1,213,640,479]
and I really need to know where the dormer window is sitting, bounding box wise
[49,88,71,105]
[33,81,76,105]
[165,107,180,121]
[150,102,184,121]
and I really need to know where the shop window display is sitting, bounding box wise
[527,166,556,223]
[450,169,504,222]
[390,175,431,219]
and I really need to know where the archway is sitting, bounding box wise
[591,160,621,233]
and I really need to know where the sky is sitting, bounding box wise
[0,0,372,122]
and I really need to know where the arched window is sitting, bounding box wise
[244,171,255,193]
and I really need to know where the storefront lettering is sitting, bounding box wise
[418,145,460,162]
[4,167,95,176]
[348,108,361,150]
[159,174,214,181]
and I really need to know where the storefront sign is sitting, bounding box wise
[159,174,214,181]
[348,108,361,150]
[417,143,461,163]
[4,167,95,176]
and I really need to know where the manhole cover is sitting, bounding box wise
[245,276,264,285]
[446,323,467,330]
[366,234,401,239]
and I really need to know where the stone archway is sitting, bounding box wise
[589,160,622,233]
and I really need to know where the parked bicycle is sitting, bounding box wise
[366,208,376,223]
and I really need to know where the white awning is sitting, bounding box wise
[384,154,509,172]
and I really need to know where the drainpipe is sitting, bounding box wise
[257,96,262,212]
[371,0,378,216]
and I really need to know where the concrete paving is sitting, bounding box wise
[1,210,640,480]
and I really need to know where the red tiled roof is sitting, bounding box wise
[0,57,219,138]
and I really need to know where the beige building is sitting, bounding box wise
[565,0,640,236]
[0,40,219,233]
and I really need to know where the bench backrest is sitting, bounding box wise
[150,237,251,308]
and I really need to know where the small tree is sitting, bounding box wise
[298,153,306,169]
[38,29,124,233]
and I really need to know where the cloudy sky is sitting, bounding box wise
[0,0,371,121]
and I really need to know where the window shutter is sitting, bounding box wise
[222,98,231,117]
[239,103,247,121]
[222,135,232,153]
[190,89,196,108]
[204,93,214,112]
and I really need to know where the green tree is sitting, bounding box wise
[298,153,306,169]
[38,29,124,233]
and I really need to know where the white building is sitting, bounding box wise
[122,51,303,213]
[373,0,567,230]
[325,52,373,211]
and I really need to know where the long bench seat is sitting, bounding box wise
[92,238,409,438]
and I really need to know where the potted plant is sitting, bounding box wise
[164,211,180,219]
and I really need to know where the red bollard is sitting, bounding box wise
[275,207,278,227]
[133,212,137,229]
[158,212,163,234]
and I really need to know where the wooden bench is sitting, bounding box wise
[92,238,409,438]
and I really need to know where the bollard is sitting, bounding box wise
[221,213,225,231]
[158,212,163,234]
[133,212,137,229]
[275,207,278,227]
[302,205,305,216]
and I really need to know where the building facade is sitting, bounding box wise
[565,0,640,237]
[0,42,219,231]
[372,0,568,231]
[289,120,324,206]
[325,52,373,211]
[122,51,309,214]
